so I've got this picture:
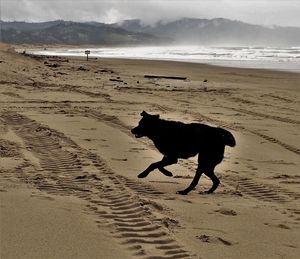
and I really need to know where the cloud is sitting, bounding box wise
[1,0,300,27]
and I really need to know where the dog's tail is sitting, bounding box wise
[217,128,236,147]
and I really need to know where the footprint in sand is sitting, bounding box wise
[215,208,238,216]
[196,234,234,246]
[264,222,291,230]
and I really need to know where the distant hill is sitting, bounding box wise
[0,20,163,45]
[116,18,300,46]
[1,18,300,46]
[0,20,65,32]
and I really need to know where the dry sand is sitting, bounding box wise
[0,43,299,259]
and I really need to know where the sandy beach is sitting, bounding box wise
[0,43,299,259]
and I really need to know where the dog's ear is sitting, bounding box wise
[141,111,148,117]
[141,111,160,119]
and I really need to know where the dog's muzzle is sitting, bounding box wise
[131,128,143,138]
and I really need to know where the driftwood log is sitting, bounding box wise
[109,78,124,83]
[144,75,187,80]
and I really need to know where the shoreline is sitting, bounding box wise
[101,56,300,74]
[20,51,300,79]
[20,45,300,73]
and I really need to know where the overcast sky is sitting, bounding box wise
[1,0,300,27]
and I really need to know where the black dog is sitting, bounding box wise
[131,111,236,195]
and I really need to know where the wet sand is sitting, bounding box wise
[1,43,300,258]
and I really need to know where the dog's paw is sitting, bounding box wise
[199,191,211,195]
[163,171,173,177]
[205,189,216,194]
[176,190,188,195]
[137,171,149,178]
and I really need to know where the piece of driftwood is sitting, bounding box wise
[144,75,187,80]
[109,78,124,83]
[44,62,60,68]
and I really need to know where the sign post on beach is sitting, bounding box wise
[85,50,90,61]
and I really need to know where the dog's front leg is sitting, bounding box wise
[177,167,203,195]
[158,167,173,177]
[138,156,177,178]
[138,162,160,178]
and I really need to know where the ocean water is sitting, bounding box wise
[29,46,300,72]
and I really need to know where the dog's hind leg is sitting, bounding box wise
[177,165,204,195]
[176,153,222,195]
[200,146,224,194]
[204,168,220,194]
[138,156,177,178]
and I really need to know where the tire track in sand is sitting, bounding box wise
[179,159,300,223]
[1,111,194,259]
[227,107,300,125]
[190,111,300,156]
[56,107,300,224]
[65,107,300,213]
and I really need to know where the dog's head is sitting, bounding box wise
[131,111,160,138]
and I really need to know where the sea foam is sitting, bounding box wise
[28,45,300,72]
